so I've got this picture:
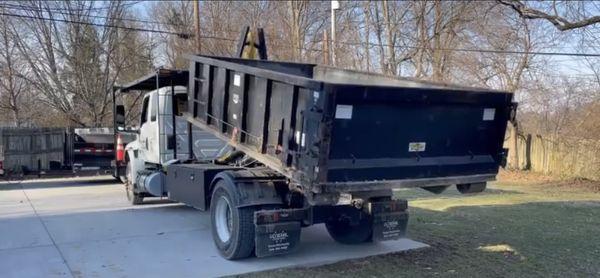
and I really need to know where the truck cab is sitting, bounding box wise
[114,76,226,204]
[126,86,189,165]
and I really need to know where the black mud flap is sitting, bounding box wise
[254,208,305,257]
[371,200,409,241]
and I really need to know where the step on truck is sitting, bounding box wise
[113,56,516,260]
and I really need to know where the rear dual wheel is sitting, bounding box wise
[210,180,257,260]
[457,182,486,194]
[326,207,373,244]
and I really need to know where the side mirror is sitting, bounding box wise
[115,105,126,129]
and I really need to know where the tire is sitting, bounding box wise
[457,182,486,194]
[210,180,257,260]
[422,185,449,194]
[326,208,373,244]
[125,161,143,205]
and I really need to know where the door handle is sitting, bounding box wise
[145,138,148,149]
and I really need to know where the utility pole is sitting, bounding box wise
[331,0,339,66]
[193,0,201,54]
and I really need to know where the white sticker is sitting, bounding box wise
[335,105,353,119]
[313,91,320,104]
[232,93,240,104]
[295,131,301,145]
[408,142,426,152]
[301,133,306,147]
[233,74,241,86]
[483,108,495,121]
[232,114,238,120]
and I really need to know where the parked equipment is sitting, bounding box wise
[112,28,515,260]
[68,128,115,172]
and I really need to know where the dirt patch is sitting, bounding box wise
[550,178,600,192]
[497,170,600,192]
[497,169,556,184]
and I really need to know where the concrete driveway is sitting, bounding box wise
[0,176,427,277]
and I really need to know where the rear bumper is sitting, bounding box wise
[315,173,496,193]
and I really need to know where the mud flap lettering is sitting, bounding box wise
[255,222,301,257]
[371,199,409,241]
[372,211,408,241]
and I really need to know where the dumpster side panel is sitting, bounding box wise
[325,85,513,183]
[245,76,269,152]
[188,57,324,184]
[187,56,513,192]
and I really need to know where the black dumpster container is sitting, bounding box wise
[185,55,514,194]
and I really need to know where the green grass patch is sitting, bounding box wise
[244,180,600,277]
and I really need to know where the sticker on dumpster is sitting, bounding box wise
[335,105,353,119]
[233,74,241,87]
[408,142,426,152]
[483,108,495,121]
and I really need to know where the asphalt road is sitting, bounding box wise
[0,176,426,277]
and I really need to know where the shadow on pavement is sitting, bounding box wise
[0,176,119,191]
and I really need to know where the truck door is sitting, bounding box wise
[138,93,160,164]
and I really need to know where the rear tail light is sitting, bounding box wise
[116,134,125,162]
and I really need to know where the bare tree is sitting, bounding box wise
[0,12,28,126]
[8,1,150,127]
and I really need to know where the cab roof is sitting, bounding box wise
[117,68,188,93]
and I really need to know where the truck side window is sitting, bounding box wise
[140,96,149,125]
[150,95,157,122]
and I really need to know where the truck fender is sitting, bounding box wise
[210,170,286,208]
[124,142,145,190]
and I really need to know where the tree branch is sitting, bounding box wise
[497,0,600,31]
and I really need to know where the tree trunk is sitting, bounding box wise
[371,4,387,73]
[509,123,520,169]
[382,0,397,75]
[363,1,372,72]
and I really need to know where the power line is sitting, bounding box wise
[0,11,192,38]
[0,10,243,44]
[3,8,600,58]
[319,39,600,57]
[0,3,187,29]
[13,1,143,13]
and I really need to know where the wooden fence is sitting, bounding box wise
[505,133,600,181]
[0,127,66,172]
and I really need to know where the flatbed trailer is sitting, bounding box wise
[113,54,515,260]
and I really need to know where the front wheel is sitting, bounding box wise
[326,208,373,244]
[125,161,143,205]
[210,180,257,260]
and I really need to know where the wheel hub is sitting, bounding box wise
[215,196,233,242]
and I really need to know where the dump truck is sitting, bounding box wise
[68,128,118,173]
[113,54,515,260]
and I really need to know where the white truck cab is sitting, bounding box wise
[123,86,225,203]
[126,86,189,165]
[125,86,189,199]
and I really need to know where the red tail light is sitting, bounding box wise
[116,134,125,162]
